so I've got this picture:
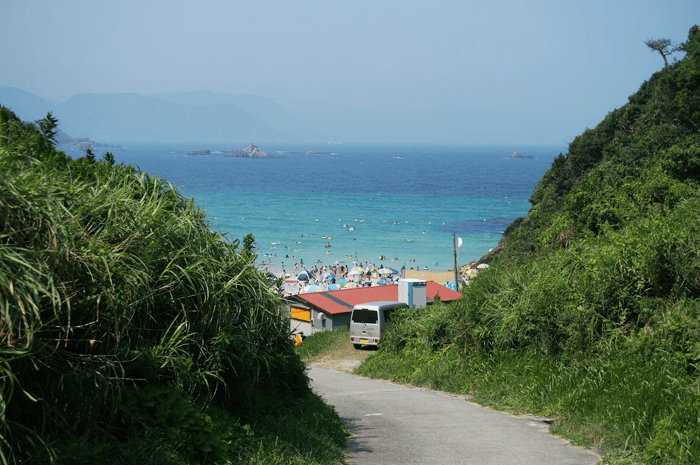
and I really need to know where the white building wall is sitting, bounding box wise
[290,319,312,336]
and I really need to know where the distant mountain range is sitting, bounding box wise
[0,87,321,143]
[0,87,581,144]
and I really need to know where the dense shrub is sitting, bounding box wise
[500,26,700,264]
[0,107,347,463]
[361,26,700,464]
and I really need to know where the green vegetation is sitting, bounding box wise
[357,26,700,464]
[0,107,348,463]
[296,327,352,361]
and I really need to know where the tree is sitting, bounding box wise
[103,151,115,166]
[678,25,700,59]
[36,112,58,144]
[645,38,678,67]
[85,147,96,163]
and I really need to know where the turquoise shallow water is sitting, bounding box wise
[197,189,528,272]
[96,142,562,273]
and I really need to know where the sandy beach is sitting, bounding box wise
[403,269,457,283]
[404,264,478,283]
[267,261,475,287]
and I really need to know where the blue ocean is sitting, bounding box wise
[79,143,561,273]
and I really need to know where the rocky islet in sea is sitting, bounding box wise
[508,151,535,159]
[186,143,282,159]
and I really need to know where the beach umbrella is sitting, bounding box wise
[477,263,489,269]
[344,282,359,289]
[298,271,313,281]
[347,269,362,277]
[302,284,320,293]
[327,283,341,291]
[466,269,478,277]
[337,278,348,285]
[377,267,398,275]
[444,281,457,291]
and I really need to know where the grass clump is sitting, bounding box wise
[359,310,700,463]
[295,327,351,361]
[358,26,700,465]
[0,106,348,464]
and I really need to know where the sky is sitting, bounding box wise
[1,0,698,144]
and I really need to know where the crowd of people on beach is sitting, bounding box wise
[254,231,491,295]
[265,258,407,294]
[284,261,403,280]
[261,253,442,277]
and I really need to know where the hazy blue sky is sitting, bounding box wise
[1,0,698,143]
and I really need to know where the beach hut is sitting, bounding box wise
[286,280,462,336]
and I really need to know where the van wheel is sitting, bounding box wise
[353,344,362,350]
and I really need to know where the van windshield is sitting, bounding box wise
[352,309,379,324]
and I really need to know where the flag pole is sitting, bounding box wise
[453,234,458,291]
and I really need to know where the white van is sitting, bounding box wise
[349,301,408,349]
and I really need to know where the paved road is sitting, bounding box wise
[309,366,601,465]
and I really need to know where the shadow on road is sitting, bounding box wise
[341,416,375,456]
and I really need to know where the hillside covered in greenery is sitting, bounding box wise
[0,107,348,463]
[359,26,700,464]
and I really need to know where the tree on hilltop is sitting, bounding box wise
[645,38,679,67]
[678,25,700,59]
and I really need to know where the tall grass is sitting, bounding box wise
[357,197,700,463]
[359,329,700,463]
[295,327,351,361]
[0,110,347,463]
[359,30,700,464]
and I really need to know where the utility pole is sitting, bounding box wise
[453,234,458,291]
[457,236,462,291]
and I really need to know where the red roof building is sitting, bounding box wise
[287,281,462,335]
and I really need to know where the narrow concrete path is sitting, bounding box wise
[309,366,601,465]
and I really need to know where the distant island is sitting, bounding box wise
[508,152,535,159]
[186,148,211,156]
[280,150,331,155]
[54,129,123,151]
[186,144,281,159]
[223,143,282,159]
